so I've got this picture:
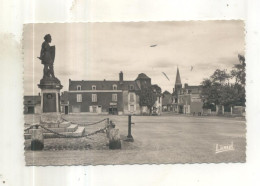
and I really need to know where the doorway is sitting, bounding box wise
[65,106,69,114]
[109,107,118,115]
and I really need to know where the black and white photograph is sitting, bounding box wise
[23,21,246,166]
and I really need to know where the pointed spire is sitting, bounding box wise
[175,67,182,85]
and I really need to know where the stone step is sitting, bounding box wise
[28,127,68,134]
[24,126,85,139]
[70,126,85,137]
[59,121,71,128]
[42,123,60,128]
[67,124,78,132]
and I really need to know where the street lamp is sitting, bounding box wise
[126,114,134,142]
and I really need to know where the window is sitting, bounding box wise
[130,85,134,90]
[76,94,82,102]
[113,84,117,90]
[130,93,135,102]
[92,85,96,90]
[77,85,81,90]
[112,94,117,102]
[92,94,97,102]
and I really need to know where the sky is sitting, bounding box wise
[23,21,245,95]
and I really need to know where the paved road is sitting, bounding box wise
[25,114,246,165]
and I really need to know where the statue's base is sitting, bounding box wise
[24,75,85,139]
[25,111,85,139]
[40,113,63,126]
[24,120,85,139]
[38,76,63,90]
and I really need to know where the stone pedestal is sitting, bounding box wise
[21,76,85,139]
[38,77,63,126]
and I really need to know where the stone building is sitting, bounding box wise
[172,68,203,115]
[60,91,69,114]
[67,72,162,115]
[24,95,41,114]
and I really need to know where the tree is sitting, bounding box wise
[139,85,161,115]
[201,78,221,110]
[230,54,246,106]
[201,55,246,110]
[231,54,246,86]
[210,69,231,84]
[151,84,162,94]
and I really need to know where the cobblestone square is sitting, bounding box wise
[24,114,246,165]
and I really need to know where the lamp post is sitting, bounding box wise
[126,114,134,142]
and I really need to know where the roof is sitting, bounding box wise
[184,85,202,94]
[175,68,182,85]
[135,73,151,80]
[69,80,140,91]
[24,95,41,105]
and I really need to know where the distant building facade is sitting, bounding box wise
[172,68,203,115]
[60,91,69,114]
[162,92,173,112]
[67,72,162,115]
[24,95,41,114]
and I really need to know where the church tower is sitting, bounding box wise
[174,67,182,95]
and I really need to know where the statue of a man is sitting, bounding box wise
[38,34,56,78]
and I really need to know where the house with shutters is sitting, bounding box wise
[67,71,162,115]
[172,68,203,115]
[67,72,142,115]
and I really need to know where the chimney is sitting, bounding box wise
[119,71,123,82]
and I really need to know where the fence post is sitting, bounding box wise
[126,115,134,142]
[106,118,110,128]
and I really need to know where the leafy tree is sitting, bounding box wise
[210,69,231,84]
[230,54,246,106]
[151,84,162,95]
[201,78,221,110]
[201,54,246,110]
[139,85,161,115]
[231,54,246,86]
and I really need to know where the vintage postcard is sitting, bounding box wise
[23,21,246,166]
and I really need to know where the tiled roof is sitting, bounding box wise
[69,80,140,91]
[24,95,41,105]
[135,73,151,80]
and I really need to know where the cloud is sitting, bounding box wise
[23,21,245,94]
